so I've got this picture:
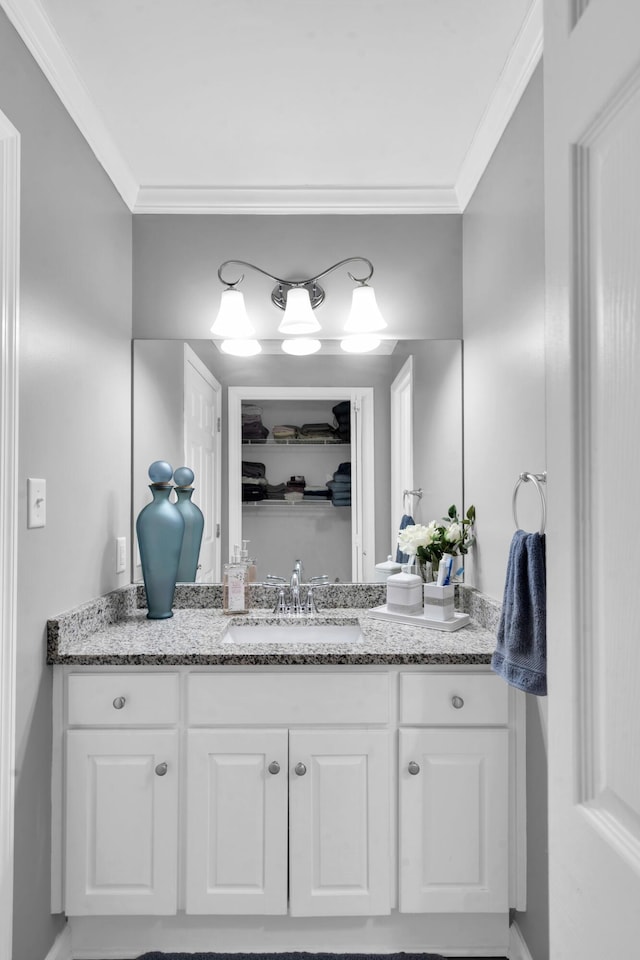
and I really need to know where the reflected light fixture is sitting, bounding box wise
[212,257,386,355]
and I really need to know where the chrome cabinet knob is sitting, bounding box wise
[268,761,280,775]
[294,762,307,776]
[408,761,420,775]
[112,696,126,710]
[155,762,168,777]
[451,695,465,709]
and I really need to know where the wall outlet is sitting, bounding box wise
[27,478,46,528]
[116,536,127,574]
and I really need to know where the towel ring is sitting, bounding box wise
[512,472,547,535]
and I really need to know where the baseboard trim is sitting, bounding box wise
[44,924,72,960]
[509,921,534,960]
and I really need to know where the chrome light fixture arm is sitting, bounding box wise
[217,257,375,311]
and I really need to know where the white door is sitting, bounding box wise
[185,728,288,915]
[398,727,508,913]
[65,729,178,915]
[545,2,640,955]
[183,345,221,581]
[288,728,390,917]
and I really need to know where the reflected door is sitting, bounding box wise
[184,345,221,581]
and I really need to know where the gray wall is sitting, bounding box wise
[0,11,133,960]
[463,64,548,959]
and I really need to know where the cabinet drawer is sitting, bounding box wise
[67,673,179,726]
[400,672,508,726]
[188,672,389,725]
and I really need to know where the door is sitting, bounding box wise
[185,728,288,914]
[65,729,178,915]
[545,1,640,955]
[398,727,508,913]
[183,345,221,581]
[288,728,390,916]
[390,356,414,551]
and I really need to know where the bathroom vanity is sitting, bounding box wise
[47,585,524,958]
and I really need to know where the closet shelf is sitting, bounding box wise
[242,438,349,446]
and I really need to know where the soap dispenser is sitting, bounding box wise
[223,545,248,615]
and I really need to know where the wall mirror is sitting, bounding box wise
[132,338,463,584]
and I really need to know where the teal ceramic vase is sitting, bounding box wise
[174,473,205,582]
[136,462,185,619]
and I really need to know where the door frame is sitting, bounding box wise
[183,344,222,580]
[390,356,414,552]
[0,109,20,960]
[228,386,375,581]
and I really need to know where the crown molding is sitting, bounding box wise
[0,0,138,209]
[133,185,460,215]
[455,0,543,211]
[2,0,541,215]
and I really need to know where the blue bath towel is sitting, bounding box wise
[491,530,547,696]
[395,513,415,564]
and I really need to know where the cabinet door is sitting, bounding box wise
[289,728,391,917]
[186,728,288,914]
[65,729,178,915]
[399,727,509,913]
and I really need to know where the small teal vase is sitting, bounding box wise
[136,483,185,619]
[175,486,205,582]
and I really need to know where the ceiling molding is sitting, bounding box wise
[1,0,542,215]
[454,0,543,211]
[0,0,138,209]
[133,185,460,215]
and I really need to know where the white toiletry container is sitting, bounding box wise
[386,571,424,615]
[423,582,455,621]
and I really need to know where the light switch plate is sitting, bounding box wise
[116,536,127,574]
[27,478,46,528]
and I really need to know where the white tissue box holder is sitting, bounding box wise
[423,583,455,621]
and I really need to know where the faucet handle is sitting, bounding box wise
[309,575,330,586]
[264,575,286,585]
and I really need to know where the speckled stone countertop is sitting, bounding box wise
[47,583,500,666]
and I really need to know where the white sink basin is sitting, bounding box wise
[223,623,363,645]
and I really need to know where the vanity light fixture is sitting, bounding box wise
[212,257,387,354]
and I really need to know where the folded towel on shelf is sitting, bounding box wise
[395,513,415,564]
[303,488,332,500]
[334,461,351,477]
[242,423,269,442]
[331,496,351,507]
[272,424,299,441]
[299,422,338,439]
[328,479,351,494]
[241,461,266,479]
[242,483,266,502]
[242,475,267,485]
[491,530,547,696]
[264,482,286,500]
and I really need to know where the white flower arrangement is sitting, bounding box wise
[397,505,476,566]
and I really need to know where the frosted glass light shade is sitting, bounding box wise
[211,289,254,338]
[281,338,322,356]
[278,287,321,334]
[340,334,382,354]
[220,339,262,356]
[344,284,386,333]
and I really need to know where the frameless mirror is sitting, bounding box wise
[132,339,463,584]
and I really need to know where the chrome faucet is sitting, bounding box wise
[290,567,303,615]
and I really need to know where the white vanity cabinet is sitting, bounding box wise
[52,662,524,954]
[62,673,180,916]
[186,726,390,917]
[398,672,510,913]
[184,670,391,917]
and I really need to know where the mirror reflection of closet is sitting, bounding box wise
[228,386,375,582]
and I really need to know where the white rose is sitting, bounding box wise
[444,521,463,544]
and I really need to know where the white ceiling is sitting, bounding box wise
[2,0,542,212]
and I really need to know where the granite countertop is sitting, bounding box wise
[47,584,500,666]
